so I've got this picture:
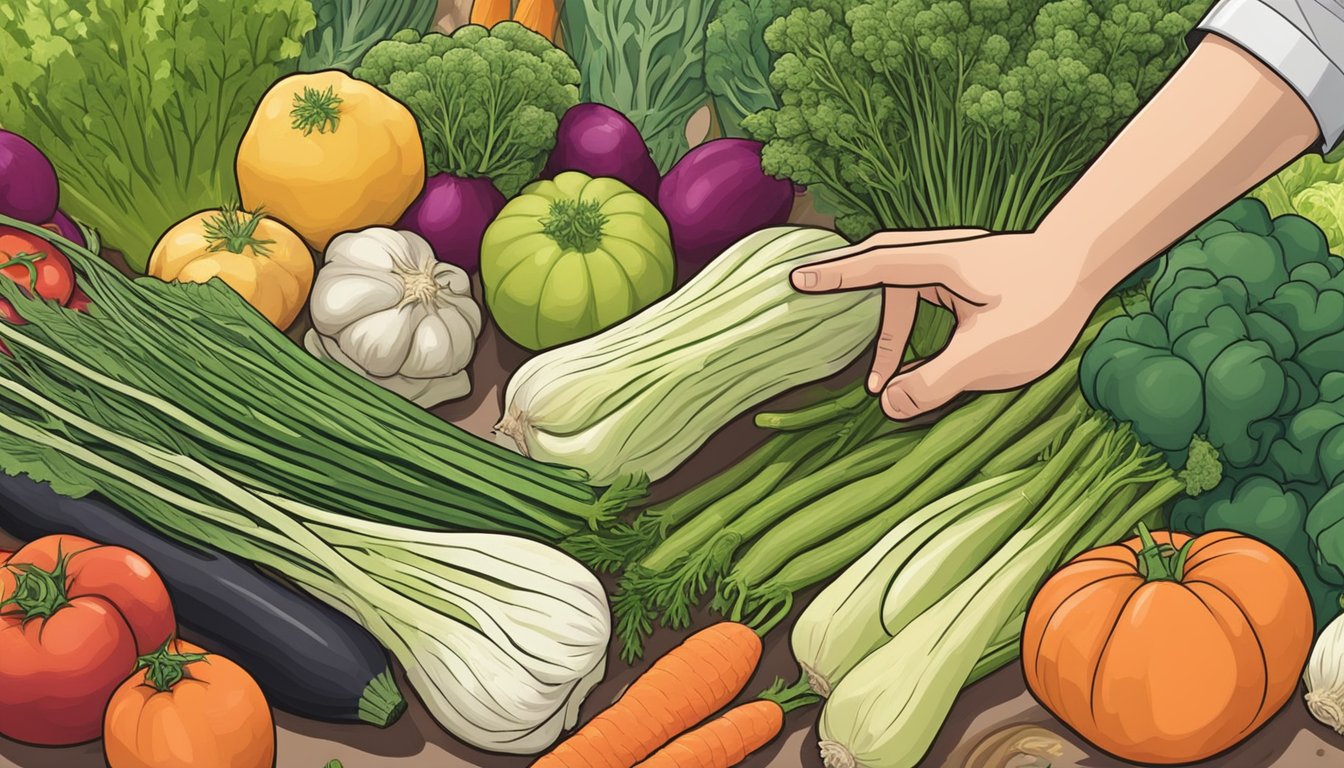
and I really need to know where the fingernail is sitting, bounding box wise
[793,270,817,289]
[867,373,883,393]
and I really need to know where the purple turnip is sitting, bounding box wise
[396,174,506,273]
[541,104,660,201]
[658,138,794,270]
[45,210,86,249]
[0,130,59,224]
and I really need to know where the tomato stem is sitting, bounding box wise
[1134,522,1194,582]
[0,251,48,294]
[203,205,276,258]
[137,639,208,693]
[0,548,71,620]
[290,86,343,136]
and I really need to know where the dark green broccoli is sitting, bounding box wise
[1081,199,1344,474]
[354,23,580,197]
[1174,476,1341,628]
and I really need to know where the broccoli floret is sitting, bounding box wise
[1177,436,1222,496]
[354,22,579,197]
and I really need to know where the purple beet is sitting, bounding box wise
[396,174,506,273]
[541,104,660,201]
[0,130,59,224]
[658,139,794,269]
[46,210,86,249]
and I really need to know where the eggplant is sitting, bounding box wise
[0,473,406,727]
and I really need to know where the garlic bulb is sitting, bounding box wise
[305,228,483,407]
[1305,612,1344,733]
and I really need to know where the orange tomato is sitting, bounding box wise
[1022,525,1312,764]
[104,640,275,768]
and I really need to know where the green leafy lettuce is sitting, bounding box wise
[1251,145,1344,253]
[0,0,316,271]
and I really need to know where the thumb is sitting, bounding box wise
[880,331,991,420]
[791,245,957,294]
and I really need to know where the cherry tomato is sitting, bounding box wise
[0,535,176,746]
[0,225,75,306]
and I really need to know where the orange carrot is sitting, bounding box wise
[535,622,762,768]
[513,0,559,42]
[634,699,784,768]
[470,0,514,28]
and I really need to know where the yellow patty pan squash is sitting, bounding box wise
[481,172,674,351]
[149,207,314,330]
[236,71,425,252]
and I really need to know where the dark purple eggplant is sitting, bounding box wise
[0,473,405,727]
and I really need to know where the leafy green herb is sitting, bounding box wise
[0,0,316,271]
[354,24,579,197]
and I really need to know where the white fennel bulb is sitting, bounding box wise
[1306,612,1344,733]
[306,227,482,407]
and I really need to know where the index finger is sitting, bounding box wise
[790,228,985,294]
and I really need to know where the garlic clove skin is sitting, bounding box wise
[338,304,423,379]
[310,267,404,336]
[1305,613,1344,734]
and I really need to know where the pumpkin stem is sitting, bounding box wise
[0,545,71,620]
[290,85,343,136]
[137,638,208,693]
[1134,522,1195,582]
[202,205,275,258]
[541,198,607,253]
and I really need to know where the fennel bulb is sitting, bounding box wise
[498,226,880,484]
[1306,612,1344,733]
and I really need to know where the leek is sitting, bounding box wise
[816,423,1182,768]
[498,226,883,485]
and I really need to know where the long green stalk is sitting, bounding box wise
[719,359,1079,606]
[0,215,635,539]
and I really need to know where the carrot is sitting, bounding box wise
[470,0,514,28]
[535,622,762,768]
[634,700,784,768]
[513,0,559,42]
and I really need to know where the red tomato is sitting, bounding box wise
[0,535,176,746]
[66,286,93,313]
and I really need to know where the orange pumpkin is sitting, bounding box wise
[1022,524,1312,764]
[103,639,275,768]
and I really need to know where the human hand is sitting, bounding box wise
[791,228,1104,420]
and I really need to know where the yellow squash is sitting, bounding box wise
[149,207,313,330]
[236,71,425,251]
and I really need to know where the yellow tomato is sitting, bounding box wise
[149,208,313,330]
[236,71,426,252]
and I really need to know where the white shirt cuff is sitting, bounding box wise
[1194,0,1344,152]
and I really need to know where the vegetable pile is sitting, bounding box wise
[0,216,622,753]
[2,2,1344,768]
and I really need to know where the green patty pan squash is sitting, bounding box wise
[481,172,673,350]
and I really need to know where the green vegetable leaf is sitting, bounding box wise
[302,0,438,72]
[706,0,798,137]
[560,0,722,171]
[0,0,316,271]
[354,24,579,197]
